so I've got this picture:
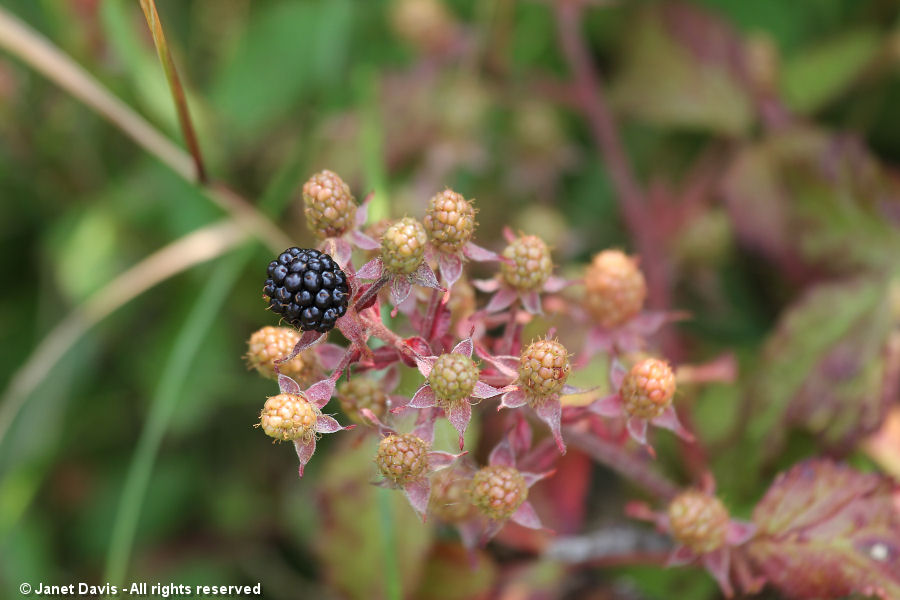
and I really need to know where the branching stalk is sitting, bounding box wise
[563,426,680,501]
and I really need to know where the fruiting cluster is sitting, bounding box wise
[244,169,749,592]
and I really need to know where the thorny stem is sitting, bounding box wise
[353,275,391,314]
[361,313,420,362]
[422,288,443,348]
[500,301,519,356]
[546,525,671,566]
[563,426,679,501]
[553,2,669,318]
[553,2,706,478]
[329,348,361,383]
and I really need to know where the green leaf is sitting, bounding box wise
[412,543,497,600]
[722,128,900,272]
[314,436,432,600]
[750,276,898,453]
[211,1,354,140]
[780,29,882,114]
[749,459,900,599]
[48,206,121,303]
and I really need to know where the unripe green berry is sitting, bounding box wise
[471,465,527,520]
[259,393,320,442]
[381,217,427,275]
[500,234,552,291]
[621,358,676,419]
[376,433,429,485]
[584,249,647,328]
[429,467,473,522]
[338,377,388,424]
[302,170,357,239]
[667,490,730,553]
[519,339,570,400]
[390,0,457,55]
[423,189,476,252]
[429,353,479,403]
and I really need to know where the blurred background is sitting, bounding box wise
[2,0,900,598]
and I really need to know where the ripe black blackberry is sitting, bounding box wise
[263,248,350,333]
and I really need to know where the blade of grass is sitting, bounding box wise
[100,0,177,133]
[138,0,207,184]
[103,147,308,583]
[104,252,244,585]
[0,220,246,448]
[357,66,389,222]
[0,6,292,251]
[376,487,402,600]
[0,6,191,178]
[356,66,400,599]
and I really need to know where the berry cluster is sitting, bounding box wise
[428,467,473,522]
[338,377,388,424]
[246,169,738,592]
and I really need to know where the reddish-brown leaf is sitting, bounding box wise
[748,459,900,599]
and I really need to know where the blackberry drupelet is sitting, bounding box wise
[263,248,350,333]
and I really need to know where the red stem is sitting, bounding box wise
[500,301,519,355]
[553,2,668,314]
[361,313,419,361]
[329,347,361,383]
[563,426,679,501]
[422,288,443,350]
[352,275,390,313]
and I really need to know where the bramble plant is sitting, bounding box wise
[248,173,899,599]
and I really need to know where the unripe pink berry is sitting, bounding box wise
[259,393,320,442]
[390,0,457,55]
[519,339,570,400]
[667,490,730,553]
[375,433,430,485]
[245,326,322,384]
[621,358,676,419]
[584,249,646,328]
[470,465,527,520]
